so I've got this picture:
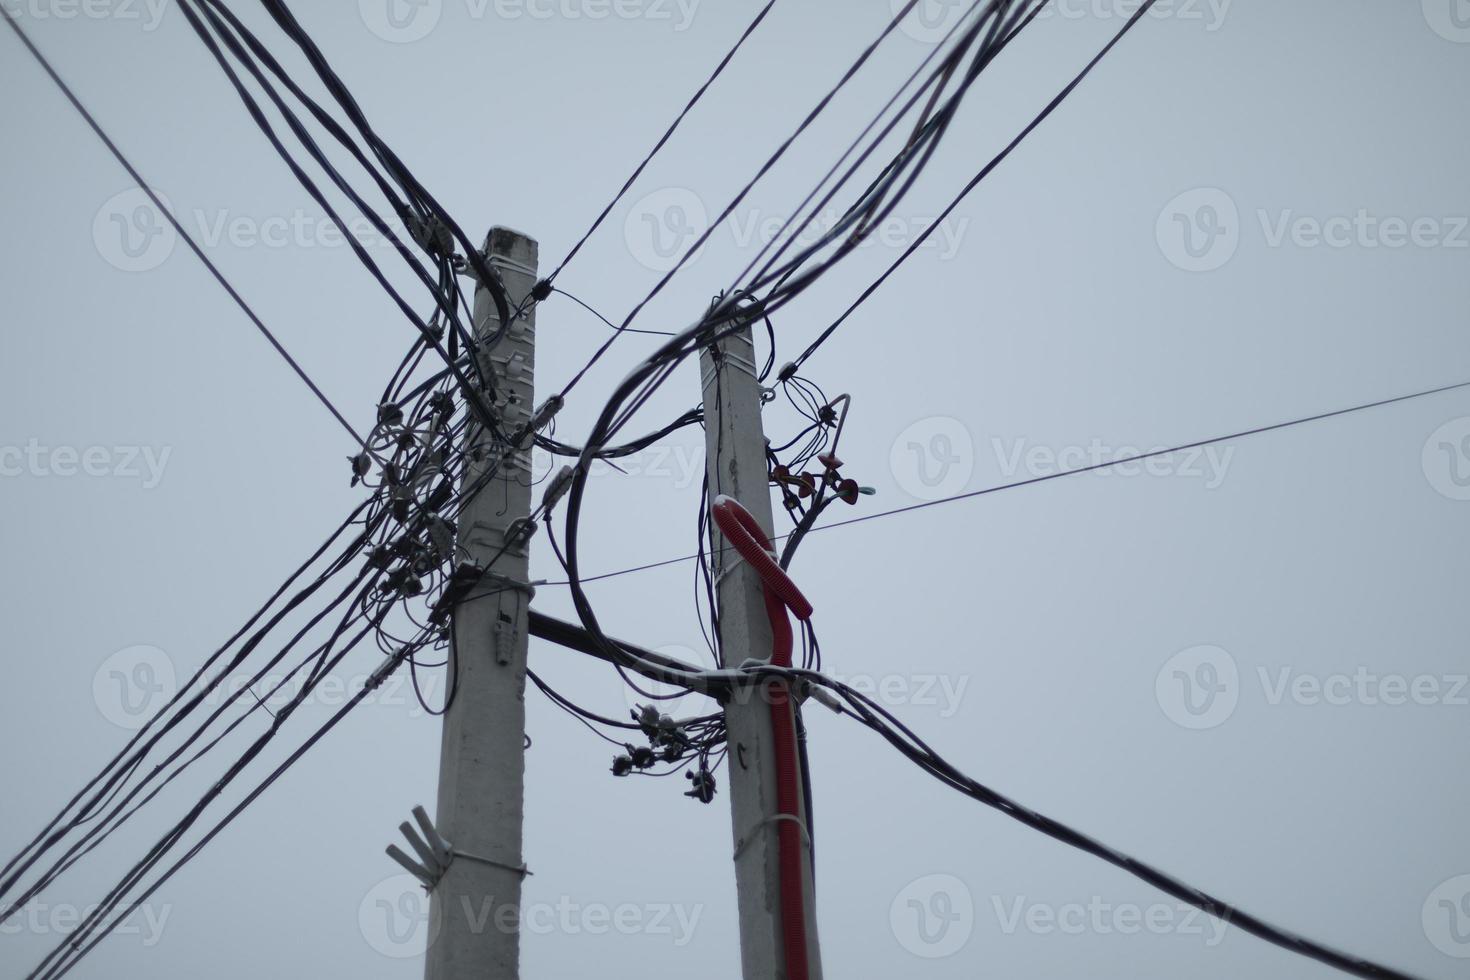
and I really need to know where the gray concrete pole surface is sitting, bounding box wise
[426,227,538,980]
[700,322,823,980]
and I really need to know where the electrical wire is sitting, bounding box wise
[11,2,1448,976]
[543,0,781,284]
[554,0,940,400]
[789,0,1151,370]
[0,7,368,451]
[774,667,1423,980]
[553,286,678,337]
[549,376,1470,586]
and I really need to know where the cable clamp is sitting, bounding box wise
[540,465,575,515]
[446,550,537,596]
[385,806,532,892]
[483,568,536,599]
[462,517,535,557]
[455,250,536,288]
[498,450,534,474]
[366,655,402,689]
[450,849,532,878]
[733,813,811,861]
[712,552,746,589]
[482,252,538,279]
[505,517,539,550]
[407,213,453,258]
[802,683,844,715]
[513,395,563,448]
[486,349,530,382]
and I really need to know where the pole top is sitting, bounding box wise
[486,225,538,260]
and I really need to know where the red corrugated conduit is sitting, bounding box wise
[712,496,812,980]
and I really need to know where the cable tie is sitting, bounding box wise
[711,496,814,619]
[732,813,811,861]
[450,849,532,877]
[483,253,538,279]
[712,552,747,590]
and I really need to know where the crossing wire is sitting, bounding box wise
[0,6,368,450]
[551,376,1470,585]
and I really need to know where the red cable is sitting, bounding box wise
[764,588,810,980]
[711,496,813,620]
[712,496,811,980]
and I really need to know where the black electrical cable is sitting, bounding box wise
[553,286,678,337]
[17,578,393,905]
[34,645,415,980]
[737,0,1042,302]
[6,282,526,967]
[0,504,378,907]
[790,0,1154,370]
[4,564,385,920]
[555,0,934,400]
[775,668,1421,980]
[191,0,483,376]
[552,0,1049,500]
[741,1,1057,329]
[0,7,368,451]
[548,376,1470,587]
[3,326,522,919]
[528,669,640,736]
[544,0,781,285]
[728,0,999,296]
[28,600,399,978]
[174,0,500,430]
[252,0,515,333]
[536,407,703,459]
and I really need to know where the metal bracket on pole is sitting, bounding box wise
[385,805,455,890]
[385,805,531,892]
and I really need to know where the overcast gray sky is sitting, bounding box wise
[2,1,1469,977]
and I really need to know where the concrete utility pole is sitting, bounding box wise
[427,227,538,980]
[700,322,823,980]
